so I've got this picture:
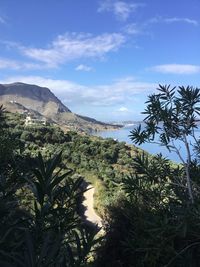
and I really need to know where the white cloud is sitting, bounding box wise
[123,23,141,35]
[150,64,200,74]
[0,58,21,70]
[118,106,129,112]
[148,16,198,26]
[1,75,156,107]
[164,17,198,26]
[21,32,125,67]
[98,0,143,21]
[0,58,46,70]
[75,64,93,72]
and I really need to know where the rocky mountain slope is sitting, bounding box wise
[0,82,120,132]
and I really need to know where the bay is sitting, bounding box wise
[93,125,200,163]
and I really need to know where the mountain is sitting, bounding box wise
[0,82,121,132]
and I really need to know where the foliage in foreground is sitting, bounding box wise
[96,153,200,267]
[130,85,200,203]
[96,85,200,267]
[0,106,100,266]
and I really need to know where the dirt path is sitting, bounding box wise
[82,185,103,228]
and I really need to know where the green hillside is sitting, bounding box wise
[2,84,200,267]
[4,111,142,215]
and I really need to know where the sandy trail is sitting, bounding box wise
[82,185,102,228]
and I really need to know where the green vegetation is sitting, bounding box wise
[96,85,200,267]
[0,107,141,266]
[2,85,200,267]
[0,106,101,266]
[131,85,200,203]
[3,111,141,216]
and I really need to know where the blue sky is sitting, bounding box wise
[0,0,199,122]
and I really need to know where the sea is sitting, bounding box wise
[93,124,200,163]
